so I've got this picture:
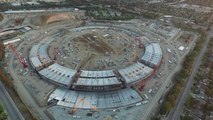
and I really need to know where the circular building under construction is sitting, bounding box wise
[28,25,162,109]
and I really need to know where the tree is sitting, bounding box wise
[180,115,193,120]
[167,94,177,106]
[0,43,5,61]
[205,87,213,98]
[0,104,7,120]
[184,95,196,109]
[0,14,3,22]
[0,112,7,120]
[0,104,3,113]
[160,101,172,115]
[0,70,13,87]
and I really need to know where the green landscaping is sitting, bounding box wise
[0,14,3,22]
[86,8,134,20]
[180,37,213,119]
[0,104,7,120]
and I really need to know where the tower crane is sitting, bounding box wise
[8,43,28,68]
[138,80,145,91]
[54,47,57,63]
[69,98,84,115]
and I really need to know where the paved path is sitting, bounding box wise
[0,80,24,120]
[169,25,213,120]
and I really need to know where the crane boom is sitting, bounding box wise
[8,43,28,68]
[54,47,57,63]
[69,98,98,115]
[69,98,84,114]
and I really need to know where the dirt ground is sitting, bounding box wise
[184,0,213,7]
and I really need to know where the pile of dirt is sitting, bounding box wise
[31,13,75,26]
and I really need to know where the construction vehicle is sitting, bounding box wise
[8,43,28,68]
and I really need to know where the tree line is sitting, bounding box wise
[0,104,7,120]
[159,27,206,116]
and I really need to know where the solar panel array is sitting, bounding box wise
[29,44,52,70]
[118,62,153,84]
[73,70,122,91]
[39,63,77,88]
[80,70,115,78]
[38,44,52,65]
[49,88,142,109]
[75,77,121,86]
[141,43,162,68]
[29,44,44,69]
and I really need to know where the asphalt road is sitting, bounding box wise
[168,25,213,120]
[0,80,24,120]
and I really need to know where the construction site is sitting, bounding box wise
[0,9,199,120]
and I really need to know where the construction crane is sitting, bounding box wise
[69,98,85,115]
[83,99,98,112]
[54,47,57,63]
[8,43,28,68]
[139,59,163,91]
[138,80,145,91]
[69,98,98,115]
